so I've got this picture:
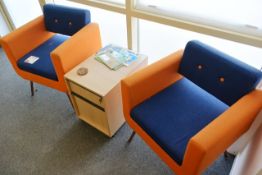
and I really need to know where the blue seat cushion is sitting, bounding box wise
[17,34,69,81]
[179,40,262,106]
[131,78,229,165]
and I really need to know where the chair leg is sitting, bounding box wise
[30,81,34,96]
[127,131,136,143]
[224,151,229,158]
[66,92,74,109]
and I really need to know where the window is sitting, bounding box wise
[0,10,10,36]
[136,0,262,38]
[2,0,42,28]
[139,19,262,69]
[54,0,127,47]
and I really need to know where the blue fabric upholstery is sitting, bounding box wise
[179,40,262,106]
[131,78,228,165]
[17,34,69,81]
[43,4,91,36]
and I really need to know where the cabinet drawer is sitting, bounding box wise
[74,96,109,135]
[69,81,104,108]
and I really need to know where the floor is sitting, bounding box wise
[0,48,234,175]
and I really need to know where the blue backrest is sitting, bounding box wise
[43,4,91,36]
[178,40,262,106]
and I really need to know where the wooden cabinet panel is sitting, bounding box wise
[74,95,109,135]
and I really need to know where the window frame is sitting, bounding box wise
[2,0,261,49]
[63,0,262,49]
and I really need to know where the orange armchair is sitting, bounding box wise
[0,4,101,96]
[121,40,262,175]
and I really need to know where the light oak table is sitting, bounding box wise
[64,53,147,137]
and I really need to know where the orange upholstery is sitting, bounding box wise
[0,16,101,93]
[121,49,262,175]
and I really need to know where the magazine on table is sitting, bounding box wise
[95,44,138,70]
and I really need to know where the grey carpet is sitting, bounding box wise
[0,48,234,175]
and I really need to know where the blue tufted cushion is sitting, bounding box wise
[43,4,91,36]
[17,34,69,81]
[179,40,262,106]
[131,78,228,165]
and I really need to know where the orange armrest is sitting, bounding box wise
[121,50,184,115]
[0,16,53,61]
[183,90,262,174]
[51,23,102,80]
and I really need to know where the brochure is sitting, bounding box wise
[24,56,39,64]
[95,44,138,70]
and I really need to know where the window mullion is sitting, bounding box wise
[0,1,15,31]
[126,0,139,51]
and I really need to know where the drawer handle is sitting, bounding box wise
[99,97,103,103]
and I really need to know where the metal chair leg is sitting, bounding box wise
[224,151,229,158]
[30,81,34,96]
[127,131,136,143]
